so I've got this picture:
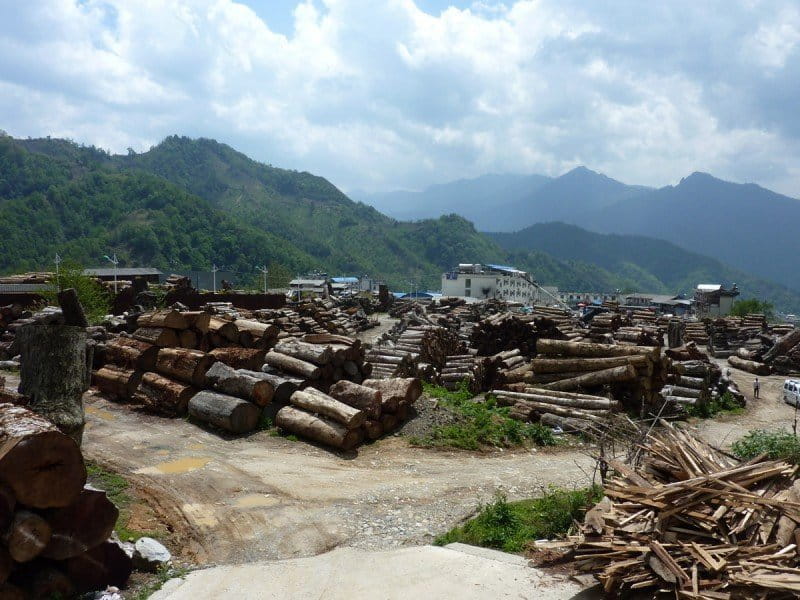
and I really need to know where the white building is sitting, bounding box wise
[441,263,544,304]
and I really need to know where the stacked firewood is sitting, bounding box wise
[470,313,564,356]
[530,339,669,412]
[571,421,800,598]
[0,403,132,597]
[684,320,710,345]
[275,377,421,449]
[494,387,618,432]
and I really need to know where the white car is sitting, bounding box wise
[783,380,800,406]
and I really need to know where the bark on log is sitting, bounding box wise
[536,339,660,360]
[92,366,142,400]
[727,355,771,376]
[0,547,10,586]
[205,362,273,407]
[491,390,618,410]
[56,288,88,328]
[764,328,800,363]
[247,369,299,403]
[362,419,383,440]
[328,381,382,420]
[62,540,132,594]
[273,340,333,365]
[661,385,702,399]
[207,317,239,342]
[540,412,594,433]
[503,399,604,421]
[379,413,398,432]
[18,566,74,600]
[362,378,422,405]
[133,372,196,417]
[155,348,215,386]
[132,327,178,348]
[289,390,365,428]
[188,390,259,433]
[209,347,266,371]
[0,404,86,508]
[0,484,14,531]
[16,320,87,444]
[5,510,52,562]
[263,351,321,380]
[179,329,199,349]
[137,310,188,330]
[104,337,159,371]
[41,485,118,560]
[275,406,360,450]
[531,355,649,373]
[182,311,211,333]
[234,320,278,348]
[542,364,637,391]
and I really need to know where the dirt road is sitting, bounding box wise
[82,392,595,566]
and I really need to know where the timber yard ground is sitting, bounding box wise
[2,317,797,599]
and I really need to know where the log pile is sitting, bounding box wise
[470,312,565,356]
[0,403,131,596]
[747,326,800,375]
[439,354,485,392]
[587,312,622,343]
[493,387,618,431]
[572,421,800,598]
[532,339,669,412]
[275,377,421,449]
[614,325,663,347]
[684,320,710,345]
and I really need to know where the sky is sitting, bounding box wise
[0,0,799,196]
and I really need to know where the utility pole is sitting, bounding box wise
[54,253,62,291]
[257,265,269,294]
[212,264,219,293]
[103,253,118,294]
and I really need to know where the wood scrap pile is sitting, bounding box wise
[685,321,710,345]
[0,403,132,597]
[275,377,421,449]
[531,339,669,412]
[573,421,800,599]
[470,312,565,356]
[493,387,618,433]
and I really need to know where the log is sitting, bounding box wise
[672,361,709,377]
[16,320,88,444]
[207,317,239,342]
[362,419,383,440]
[536,339,660,360]
[205,362,274,407]
[661,385,702,399]
[182,311,211,333]
[328,381,382,420]
[380,413,398,432]
[62,540,132,594]
[133,327,178,347]
[246,369,299,403]
[5,510,52,562]
[41,485,118,560]
[133,372,196,417]
[209,347,266,371]
[275,406,361,450]
[155,347,215,386]
[542,364,637,391]
[727,355,771,376]
[56,288,88,328]
[137,310,188,330]
[273,340,333,365]
[362,378,422,405]
[0,484,14,531]
[540,412,595,433]
[179,329,199,349]
[234,319,278,348]
[662,395,697,406]
[763,328,800,363]
[92,366,142,400]
[491,390,618,410]
[503,399,604,421]
[104,337,159,371]
[188,390,259,433]
[0,404,86,508]
[18,565,74,600]
[264,351,321,380]
[289,390,365,428]
[0,547,10,585]
[531,355,650,373]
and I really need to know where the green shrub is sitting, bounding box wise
[435,486,603,553]
[412,384,556,450]
[686,391,744,418]
[732,429,800,464]
[43,260,111,324]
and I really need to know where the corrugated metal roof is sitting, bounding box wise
[290,279,327,286]
[331,277,358,283]
[0,283,49,292]
[697,284,722,292]
[84,267,163,277]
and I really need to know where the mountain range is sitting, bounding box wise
[358,168,800,293]
[1,132,798,312]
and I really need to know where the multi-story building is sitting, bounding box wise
[441,263,542,304]
[694,284,740,317]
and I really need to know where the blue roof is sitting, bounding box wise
[485,263,522,273]
[331,277,359,283]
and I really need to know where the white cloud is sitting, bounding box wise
[0,0,798,197]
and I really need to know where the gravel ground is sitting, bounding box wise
[394,394,466,439]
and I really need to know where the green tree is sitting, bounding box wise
[730,298,775,320]
[267,262,292,289]
[44,260,112,324]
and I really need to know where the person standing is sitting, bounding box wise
[753,377,760,399]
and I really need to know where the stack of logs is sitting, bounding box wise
[439,354,484,392]
[0,403,131,597]
[731,325,800,375]
[659,357,744,411]
[470,312,565,356]
[587,312,622,343]
[365,324,462,380]
[614,325,663,347]
[275,377,421,449]
[684,321,710,345]
[526,339,669,413]
[571,421,800,598]
[493,387,619,433]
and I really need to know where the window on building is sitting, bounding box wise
[465,278,471,287]
[465,288,471,296]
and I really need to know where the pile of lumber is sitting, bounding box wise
[532,339,669,412]
[0,403,132,597]
[254,297,377,338]
[493,387,618,432]
[275,377,421,449]
[572,421,800,598]
[684,320,710,345]
[470,312,564,356]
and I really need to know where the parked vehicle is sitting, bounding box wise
[783,379,800,406]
